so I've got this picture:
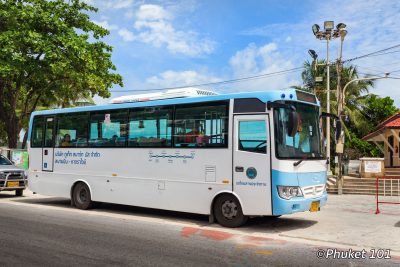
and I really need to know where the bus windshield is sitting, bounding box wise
[274,102,323,159]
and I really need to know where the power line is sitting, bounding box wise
[344,43,400,63]
[110,67,304,93]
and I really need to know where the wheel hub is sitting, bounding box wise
[79,189,87,203]
[221,200,238,219]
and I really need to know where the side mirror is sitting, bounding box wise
[287,111,299,137]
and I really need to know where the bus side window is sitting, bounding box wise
[128,108,172,147]
[238,120,267,154]
[31,117,44,148]
[174,103,228,148]
[89,110,128,147]
[56,113,89,148]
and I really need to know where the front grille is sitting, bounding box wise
[1,171,24,180]
[302,184,325,198]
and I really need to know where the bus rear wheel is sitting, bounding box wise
[214,194,248,228]
[72,183,93,210]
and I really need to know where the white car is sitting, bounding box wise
[0,154,27,196]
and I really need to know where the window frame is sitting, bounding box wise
[237,119,268,154]
[55,112,90,148]
[31,116,45,148]
[43,116,56,148]
[173,100,230,149]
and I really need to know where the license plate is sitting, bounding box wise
[310,201,320,212]
[7,181,19,188]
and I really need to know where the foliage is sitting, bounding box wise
[358,94,398,135]
[0,0,123,148]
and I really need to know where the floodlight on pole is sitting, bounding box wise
[308,49,318,60]
[324,21,334,31]
[312,24,320,36]
[336,23,347,30]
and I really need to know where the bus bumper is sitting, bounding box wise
[272,191,328,215]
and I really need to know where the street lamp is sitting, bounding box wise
[336,74,389,194]
[308,49,318,60]
[312,21,346,174]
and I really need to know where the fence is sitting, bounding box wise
[375,176,400,214]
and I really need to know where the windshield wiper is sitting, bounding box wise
[293,156,308,167]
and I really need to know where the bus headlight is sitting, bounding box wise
[277,186,303,200]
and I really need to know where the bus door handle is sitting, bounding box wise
[235,166,244,172]
[44,149,48,155]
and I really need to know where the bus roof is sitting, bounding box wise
[31,89,319,117]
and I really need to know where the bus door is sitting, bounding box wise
[233,114,272,215]
[42,116,55,172]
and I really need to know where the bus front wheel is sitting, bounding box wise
[214,194,248,228]
[72,183,93,210]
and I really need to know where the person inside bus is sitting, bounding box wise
[110,134,118,146]
[184,127,199,144]
[61,134,72,147]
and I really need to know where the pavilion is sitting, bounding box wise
[362,112,400,168]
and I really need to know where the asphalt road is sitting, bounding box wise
[0,192,398,267]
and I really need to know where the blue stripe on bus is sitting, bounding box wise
[271,169,328,215]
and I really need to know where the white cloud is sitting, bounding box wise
[123,4,215,57]
[104,0,134,9]
[146,70,221,88]
[92,20,119,31]
[118,28,135,41]
[84,0,134,9]
[239,0,400,105]
[136,4,171,21]
[228,42,299,91]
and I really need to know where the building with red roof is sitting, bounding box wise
[363,112,400,167]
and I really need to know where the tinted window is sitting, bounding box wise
[0,155,12,165]
[174,103,228,148]
[89,110,128,147]
[56,113,89,148]
[44,117,55,148]
[238,120,267,154]
[31,117,44,148]
[128,107,172,147]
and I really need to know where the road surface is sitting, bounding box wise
[0,191,398,266]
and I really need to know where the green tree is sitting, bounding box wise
[0,0,123,148]
[359,94,398,134]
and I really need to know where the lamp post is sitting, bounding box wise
[312,21,346,174]
[335,26,347,193]
[336,74,389,194]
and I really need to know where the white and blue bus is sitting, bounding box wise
[28,88,329,227]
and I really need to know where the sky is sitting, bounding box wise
[83,0,400,107]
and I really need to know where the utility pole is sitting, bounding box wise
[336,27,347,195]
[312,21,346,174]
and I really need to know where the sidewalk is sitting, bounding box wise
[279,194,400,252]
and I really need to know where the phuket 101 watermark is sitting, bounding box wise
[316,248,391,260]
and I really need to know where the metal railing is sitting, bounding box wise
[375,176,400,214]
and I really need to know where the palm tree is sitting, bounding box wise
[294,61,373,128]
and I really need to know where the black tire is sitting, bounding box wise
[214,194,248,228]
[15,189,23,197]
[72,183,93,210]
